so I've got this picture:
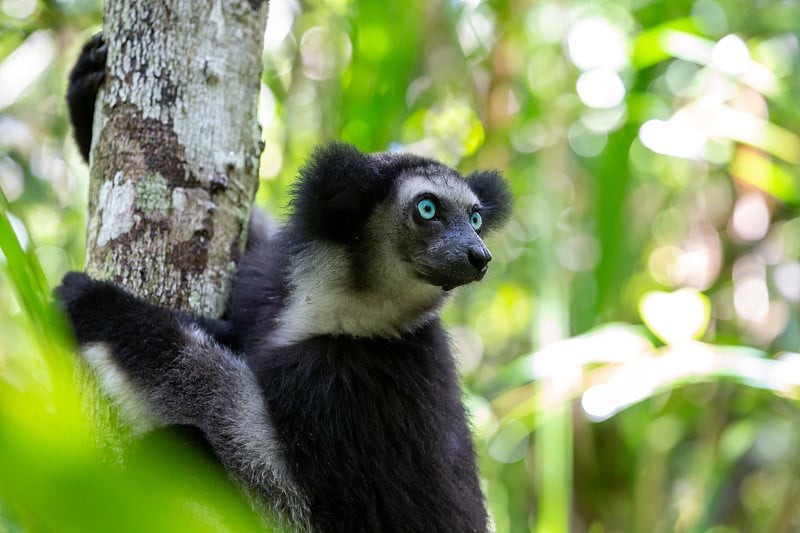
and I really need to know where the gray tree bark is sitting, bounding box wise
[85,0,268,317]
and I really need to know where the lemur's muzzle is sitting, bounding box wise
[435,233,493,291]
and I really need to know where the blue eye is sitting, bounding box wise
[417,199,436,220]
[470,211,482,231]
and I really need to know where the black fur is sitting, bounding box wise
[66,33,106,162]
[60,33,513,532]
[288,142,391,243]
[225,234,288,353]
[59,251,492,532]
[257,327,486,533]
[56,272,185,376]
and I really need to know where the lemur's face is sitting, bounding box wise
[392,172,495,291]
[289,143,511,294]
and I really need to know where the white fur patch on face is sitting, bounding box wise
[269,241,444,347]
[81,342,157,435]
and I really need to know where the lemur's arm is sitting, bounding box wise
[67,33,106,163]
[56,272,309,525]
[62,33,304,525]
[56,272,271,462]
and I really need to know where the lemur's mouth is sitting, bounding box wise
[411,246,491,291]
[435,267,489,292]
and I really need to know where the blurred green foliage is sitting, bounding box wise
[2,0,800,531]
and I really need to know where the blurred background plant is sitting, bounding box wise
[1,0,799,531]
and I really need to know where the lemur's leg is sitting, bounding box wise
[66,33,106,163]
[55,272,309,527]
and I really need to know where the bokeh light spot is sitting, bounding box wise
[576,69,626,109]
[712,34,751,75]
[640,289,710,344]
[567,17,627,71]
[731,193,770,242]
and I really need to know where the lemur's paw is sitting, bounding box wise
[57,271,126,313]
[56,272,187,370]
[85,32,108,67]
[55,272,142,345]
[56,271,97,306]
[69,32,107,89]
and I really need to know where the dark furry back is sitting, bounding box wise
[226,234,290,354]
[252,321,488,533]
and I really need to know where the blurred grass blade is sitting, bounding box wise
[0,188,76,407]
[0,188,51,326]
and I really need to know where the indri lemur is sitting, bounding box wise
[59,34,511,532]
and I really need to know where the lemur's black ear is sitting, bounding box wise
[289,142,393,242]
[467,170,512,233]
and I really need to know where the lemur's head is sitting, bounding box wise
[288,142,511,293]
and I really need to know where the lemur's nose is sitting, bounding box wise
[467,246,492,273]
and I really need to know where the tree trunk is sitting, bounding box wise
[85,0,268,317]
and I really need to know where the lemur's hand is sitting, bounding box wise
[66,33,107,162]
[56,272,180,354]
